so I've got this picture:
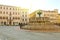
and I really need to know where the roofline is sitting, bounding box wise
[0,4,21,8]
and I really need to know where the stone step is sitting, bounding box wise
[22,24,60,30]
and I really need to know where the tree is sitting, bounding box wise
[37,11,42,17]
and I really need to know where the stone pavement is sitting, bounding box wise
[0,26,60,40]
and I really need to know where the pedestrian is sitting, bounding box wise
[19,23,22,29]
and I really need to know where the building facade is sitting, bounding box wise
[0,5,29,25]
[29,9,59,23]
[20,9,29,24]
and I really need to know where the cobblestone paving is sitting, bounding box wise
[0,26,60,40]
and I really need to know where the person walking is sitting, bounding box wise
[19,23,22,29]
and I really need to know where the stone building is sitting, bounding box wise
[0,4,29,25]
[29,9,59,23]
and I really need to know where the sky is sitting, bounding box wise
[0,0,60,13]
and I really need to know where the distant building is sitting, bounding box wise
[0,5,29,25]
[20,9,29,24]
[29,9,59,23]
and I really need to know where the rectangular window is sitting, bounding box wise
[10,12,11,14]
[0,11,2,14]
[6,7,8,9]
[25,12,27,13]
[1,22,3,24]
[0,7,2,9]
[0,17,2,19]
[13,12,14,14]
[4,22,6,25]
[3,12,5,14]
[16,8,17,10]
[15,17,17,19]
[22,19,24,21]
[4,7,5,9]
[18,13,20,15]
[13,17,14,19]
[3,17,5,19]
[6,12,8,14]
[10,8,11,10]
[16,12,17,15]
[22,12,24,14]
[25,19,27,21]
[9,12,11,15]
[22,15,24,17]
[18,17,20,19]
[13,8,14,10]
[6,17,8,19]
[25,15,27,17]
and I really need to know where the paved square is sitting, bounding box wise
[0,26,60,40]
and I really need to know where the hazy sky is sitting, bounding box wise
[0,0,60,13]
